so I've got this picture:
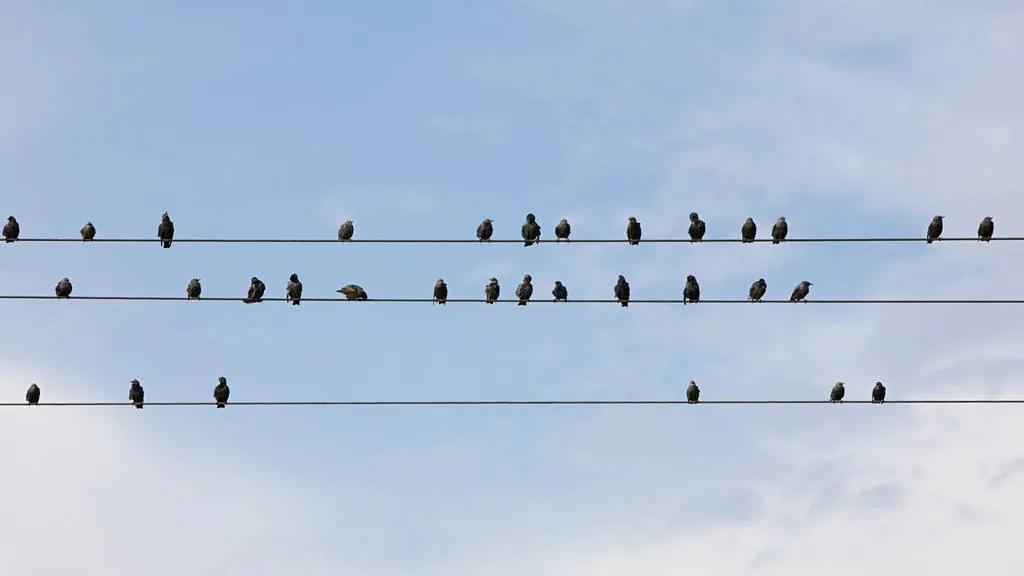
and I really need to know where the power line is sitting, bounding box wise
[3,399,1023,407]
[2,296,1023,304]
[3,237,1021,244]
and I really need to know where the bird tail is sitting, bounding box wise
[135,404,143,409]
[621,302,628,307]
[217,403,225,408]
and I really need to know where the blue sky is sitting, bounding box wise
[3,1,1024,574]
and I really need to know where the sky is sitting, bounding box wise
[2,1,1024,574]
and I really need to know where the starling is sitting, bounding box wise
[187,278,202,300]
[683,275,700,304]
[3,216,19,242]
[81,222,96,241]
[286,273,302,305]
[872,381,886,404]
[978,217,994,241]
[790,280,812,302]
[337,284,368,300]
[516,274,533,305]
[55,277,73,299]
[748,278,767,302]
[626,217,642,245]
[926,215,943,244]
[830,381,845,403]
[129,379,145,409]
[214,377,230,408]
[771,217,788,244]
[555,218,571,242]
[338,220,354,241]
[433,278,448,305]
[688,212,706,241]
[741,218,756,243]
[485,278,500,303]
[157,212,174,248]
[522,213,541,246]
[686,380,700,404]
[245,277,266,303]
[477,219,494,241]
[552,281,567,302]
[26,383,40,405]
[614,275,630,307]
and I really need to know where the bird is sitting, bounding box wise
[476,219,494,241]
[978,217,994,241]
[872,381,886,404]
[748,278,767,302]
[433,279,448,305]
[3,216,19,242]
[516,274,533,305]
[686,380,700,404]
[555,218,571,242]
[80,222,96,241]
[926,215,944,243]
[741,218,756,243]
[683,275,700,304]
[286,273,302,305]
[485,278,500,303]
[771,217,788,244]
[522,213,541,246]
[244,277,266,303]
[626,217,642,245]
[214,377,230,408]
[129,379,145,409]
[55,277,72,299]
[186,278,202,300]
[790,280,812,302]
[688,212,706,241]
[830,382,845,403]
[337,284,368,300]
[338,220,354,241]
[552,281,568,302]
[25,383,40,405]
[157,212,174,248]
[614,275,630,307]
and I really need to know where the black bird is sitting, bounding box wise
[245,277,266,303]
[830,382,845,403]
[771,217,788,244]
[614,275,630,307]
[555,219,571,242]
[214,377,230,408]
[741,218,756,243]
[338,220,354,241]
[55,277,72,299]
[790,280,812,302]
[158,212,174,248]
[516,274,533,305]
[81,222,96,241]
[286,274,302,305]
[433,279,448,305]
[129,379,145,409]
[552,281,567,302]
[626,217,642,245]
[485,278,500,304]
[683,275,700,304]
[187,278,202,300]
[26,383,40,405]
[522,213,541,246]
[688,212,706,241]
[3,216,19,242]
[477,219,494,241]
[978,217,994,241]
[686,380,700,404]
[748,278,767,302]
[872,381,886,404]
[337,284,368,300]
[926,215,944,244]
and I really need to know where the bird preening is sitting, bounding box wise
[516,274,533,305]
[522,213,541,246]
[81,222,96,241]
[55,278,73,299]
[214,377,230,408]
[158,212,174,248]
[749,278,767,302]
[245,277,266,303]
[337,284,368,300]
[338,220,354,241]
[129,379,145,409]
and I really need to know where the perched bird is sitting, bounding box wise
[476,219,494,241]
[3,216,19,242]
[926,215,944,244]
[688,212,706,241]
[872,381,887,404]
[771,217,788,244]
[214,377,230,408]
[683,275,700,304]
[614,275,630,307]
[286,273,302,305]
[555,219,571,242]
[337,284,368,300]
[55,277,72,299]
[338,220,354,241]
[522,213,541,246]
[552,281,568,302]
[748,278,767,302]
[626,217,642,245]
[129,379,145,409]
[830,381,845,403]
[80,222,96,241]
[187,278,202,300]
[516,274,533,305]
[485,278,500,304]
[686,380,700,404]
[157,212,174,248]
[245,277,266,303]
[26,383,40,405]
[433,279,448,305]
[790,280,812,302]
[978,217,994,241]
[741,218,756,243]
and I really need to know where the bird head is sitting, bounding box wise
[875,381,883,387]
[131,379,140,386]
[554,281,563,286]
[344,219,353,225]
[86,221,93,226]
[689,212,699,221]
[628,216,637,223]
[526,213,536,222]
[437,278,445,284]
[836,381,845,388]
[758,278,766,284]
[7,216,15,222]
[778,216,786,221]
[484,218,493,224]
[985,216,993,221]
[489,277,498,283]
[218,377,227,384]
[523,274,532,282]
[161,212,169,220]
[250,277,259,284]
[559,218,568,224]
[745,217,754,223]
[289,273,299,282]
[935,215,944,220]
[687,275,696,282]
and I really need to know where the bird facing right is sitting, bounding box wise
[626,217,641,245]
[552,281,567,302]
[187,278,202,300]
[245,277,266,303]
[926,215,944,243]
[978,217,994,241]
[830,382,845,403]
[338,220,354,241]
[748,278,767,302]
[686,380,700,404]
[516,274,533,305]
[790,280,812,302]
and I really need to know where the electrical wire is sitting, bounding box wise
[2,296,1023,304]
[2,237,1019,244]
[3,399,1023,407]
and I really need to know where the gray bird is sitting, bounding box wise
[338,220,354,241]
[614,275,630,307]
[926,215,943,244]
[245,277,266,303]
[157,212,174,248]
[790,280,812,302]
[286,273,302,305]
[552,280,567,302]
[522,213,541,246]
[55,277,72,299]
[626,217,641,245]
[516,274,533,305]
[129,379,145,409]
[26,383,40,405]
[337,284,368,300]
[683,275,700,304]
[433,279,448,305]
[872,381,886,404]
[830,381,845,403]
[686,380,700,404]
[978,217,994,241]
[187,278,202,300]
[688,212,706,241]
[748,278,767,302]
[485,278,500,303]
[80,222,96,241]
[3,216,19,242]
[477,219,494,241]
[555,218,571,242]
[771,217,788,244]
[741,218,756,243]
[214,376,230,408]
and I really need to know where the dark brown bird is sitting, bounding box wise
[244,277,266,303]
[872,382,886,404]
[790,281,812,302]
[771,217,788,244]
[129,379,145,409]
[516,274,533,305]
[25,383,40,405]
[683,275,700,304]
[214,377,230,408]
[748,279,767,302]
[552,281,567,302]
[555,219,571,242]
[286,274,302,305]
[337,285,368,300]
[433,279,448,305]
[485,278,500,303]
[626,217,641,245]
[522,214,541,246]
[187,278,202,300]
[688,212,706,241]
[3,216,19,242]
[477,219,494,241]
[741,218,756,243]
[614,275,630,307]
[157,212,174,248]
[338,220,354,241]
[80,222,96,241]
[686,381,700,404]
[55,277,73,299]
[978,217,994,241]
[926,215,943,244]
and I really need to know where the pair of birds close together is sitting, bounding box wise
[23,377,233,408]
[830,381,887,403]
[927,215,995,243]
